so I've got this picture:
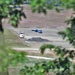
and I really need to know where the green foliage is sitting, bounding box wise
[20,3,75,74]
[10,0,25,5]
[30,0,47,14]
[20,61,48,75]
[0,3,9,18]
[19,39,74,75]
[20,44,75,75]
[0,0,75,31]
[40,44,54,54]
[38,12,75,75]
[0,46,26,72]
[30,0,75,13]
[1,0,75,75]
[30,0,62,14]
[9,9,26,27]
[59,14,75,47]
[0,0,26,32]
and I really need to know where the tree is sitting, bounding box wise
[20,0,75,75]
[0,0,75,75]
[0,0,26,75]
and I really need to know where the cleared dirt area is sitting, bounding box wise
[3,5,73,29]
[3,5,74,75]
[3,5,74,49]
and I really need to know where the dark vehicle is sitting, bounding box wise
[31,29,38,32]
[34,29,38,32]
[38,30,42,33]
[31,29,43,33]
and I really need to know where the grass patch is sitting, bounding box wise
[4,29,29,47]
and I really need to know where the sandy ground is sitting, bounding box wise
[12,28,73,49]
[3,5,74,49]
[3,5,73,29]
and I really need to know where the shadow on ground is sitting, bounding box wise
[27,37,50,42]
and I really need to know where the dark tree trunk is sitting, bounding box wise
[0,19,4,33]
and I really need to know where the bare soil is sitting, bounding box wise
[25,49,56,57]
[3,5,73,29]
[3,5,74,75]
